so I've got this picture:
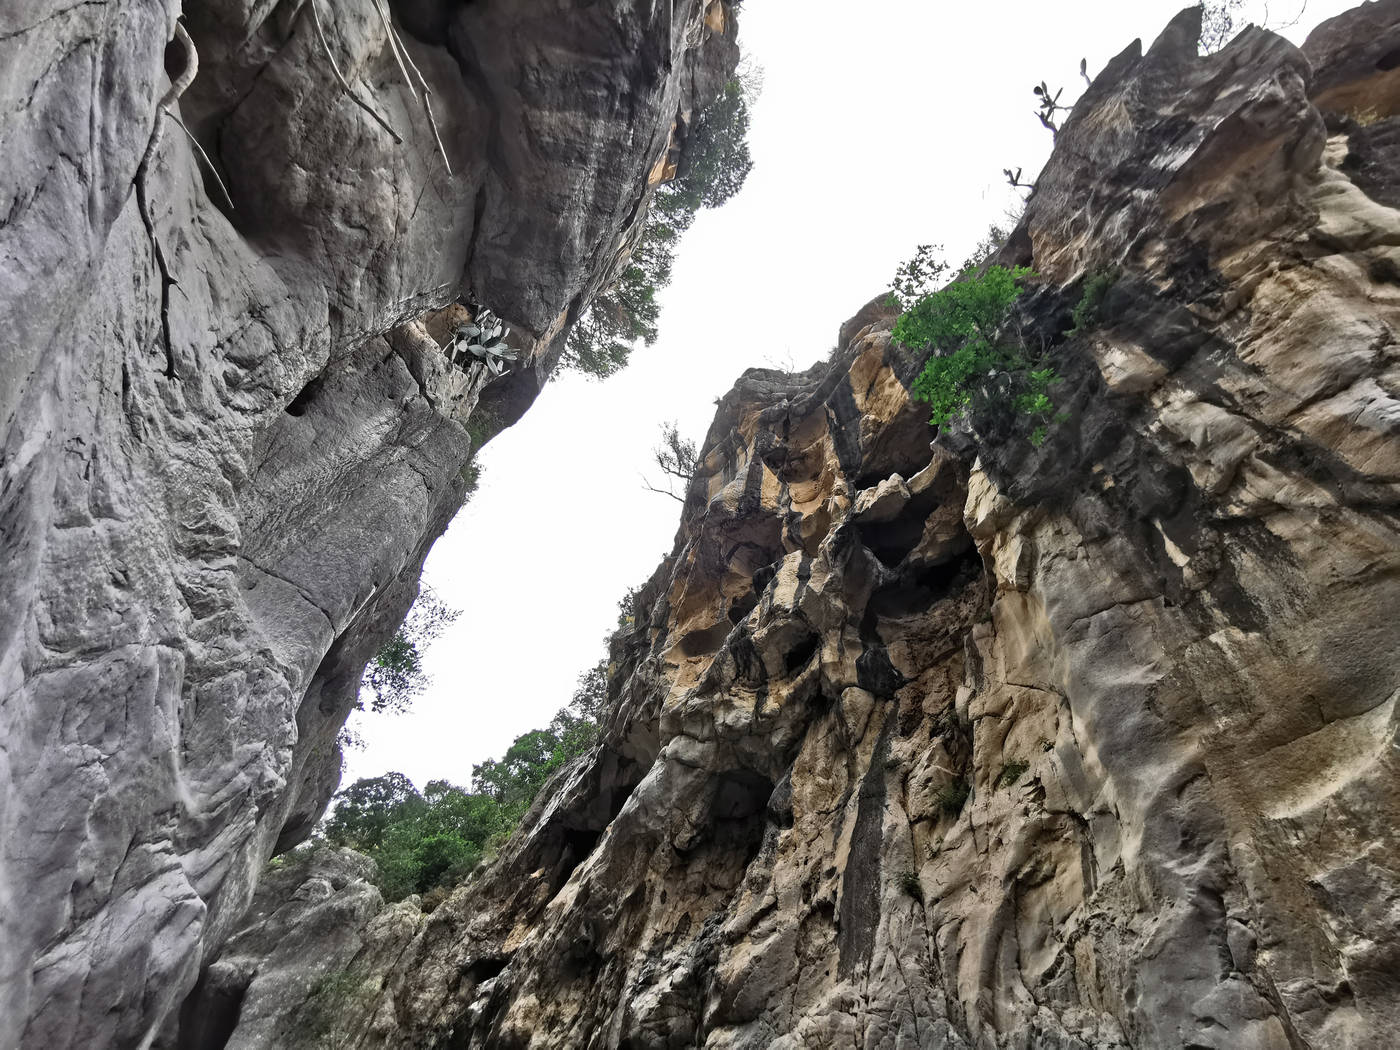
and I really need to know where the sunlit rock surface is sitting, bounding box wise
[0,0,738,1045]
[192,4,1400,1047]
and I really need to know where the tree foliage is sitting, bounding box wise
[888,244,951,313]
[358,585,460,718]
[324,640,619,902]
[563,75,755,377]
[892,264,1065,445]
[644,421,700,502]
[1200,0,1247,53]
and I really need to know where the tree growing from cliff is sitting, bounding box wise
[562,74,756,377]
[357,585,460,719]
[1200,0,1247,53]
[894,265,1064,446]
[643,421,700,502]
[322,772,425,851]
[888,245,952,312]
[470,677,605,823]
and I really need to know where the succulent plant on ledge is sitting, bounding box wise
[449,308,520,376]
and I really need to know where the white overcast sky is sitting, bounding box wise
[344,0,1355,790]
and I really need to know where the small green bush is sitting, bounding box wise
[895,265,1065,445]
[995,760,1030,790]
[937,777,971,815]
[326,623,623,901]
[459,459,481,495]
[1069,269,1117,335]
[887,244,950,313]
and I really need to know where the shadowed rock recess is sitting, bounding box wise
[0,0,739,1046]
[172,4,1400,1048]
[5,1,1400,1048]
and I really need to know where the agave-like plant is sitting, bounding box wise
[450,308,519,376]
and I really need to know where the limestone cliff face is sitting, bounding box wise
[0,1,738,1046]
[190,4,1400,1048]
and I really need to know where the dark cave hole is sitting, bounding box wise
[853,483,951,569]
[711,770,776,868]
[855,645,905,698]
[865,546,983,622]
[163,36,188,80]
[550,774,642,891]
[463,955,509,985]
[677,621,731,657]
[556,826,603,884]
[857,514,928,568]
[751,562,779,596]
[783,632,820,675]
[1377,47,1400,71]
[728,590,759,624]
[175,974,246,1050]
[284,374,325,417]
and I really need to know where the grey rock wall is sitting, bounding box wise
[193,4,1400,1047]
[0,0,739,1046]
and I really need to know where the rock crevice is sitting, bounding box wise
[0,0,739,1046]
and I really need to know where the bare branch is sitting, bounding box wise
[308,0,403,144]
[641,475,686,504]
[134,20,201,380]
[643,421,698,501]
[371,0,452,174]
[168,113,235,213]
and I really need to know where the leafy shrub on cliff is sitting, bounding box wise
[887,244,951,313]
[323,774,498,901]
[893,264,1064,445]
[1200,0,1245,53]
[995,760,1030,789]
[563,75,754,377]
[562,261,663,379]
[1068,269,1117,335]
[471,705,600,826]
[358,586,460,718]
[896,869,924,903]
[936,776,971,815]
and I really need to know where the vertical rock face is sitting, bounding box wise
[0,0,738,1046]
[196,4,1400,1047]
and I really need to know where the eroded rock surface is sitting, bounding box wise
[199,5,1400,1047]
[0,0,739,1046]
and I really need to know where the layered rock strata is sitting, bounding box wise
[194,4,1400,1047]
[0,0,739,1046]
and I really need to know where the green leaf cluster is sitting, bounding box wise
[894,264,1034,361]
[896,869,924,903]
[325,659,611,903]
[1069,268,1117,335]
[357,586,460,718]
[894,264,1065,443]
[936,776,972,815]
[995,760,1030,789]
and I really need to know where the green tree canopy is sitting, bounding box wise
[321,772,424,851]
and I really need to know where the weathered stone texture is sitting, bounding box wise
[196,5,1400,1047]
[0,1,738,1046]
